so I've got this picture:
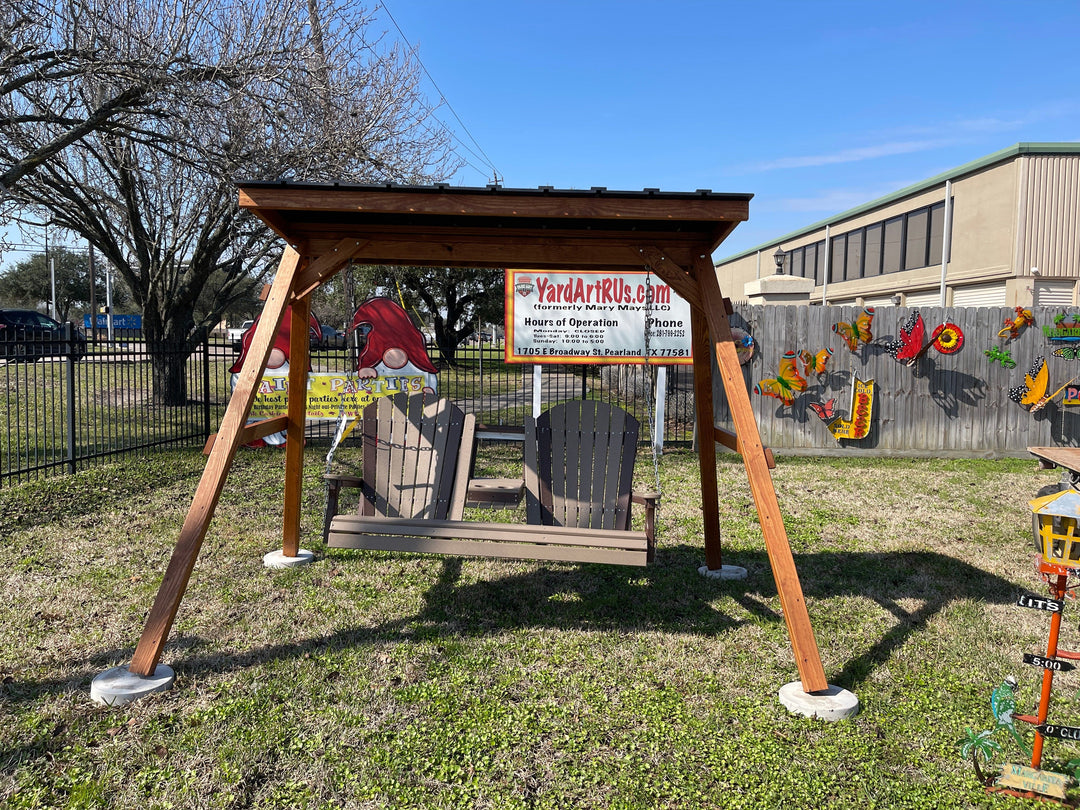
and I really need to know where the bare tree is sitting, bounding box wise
[1,0,460,403]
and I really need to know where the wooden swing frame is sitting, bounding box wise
[125,182,829,694]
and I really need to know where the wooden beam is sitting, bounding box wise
[691,306,723,570]
[202,416,291,453]
[285,236,708,276]
[290,238,369,300]
[692,255,828,694]
[281,294,312,558]
[128,248,304,677]
[714,427,777,469]
[638,246,703,310]
[239,186,750,224]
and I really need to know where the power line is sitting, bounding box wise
[378,1,503,185]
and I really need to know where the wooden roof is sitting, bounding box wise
[237,182,752,270]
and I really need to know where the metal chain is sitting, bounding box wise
[642,266,662,535]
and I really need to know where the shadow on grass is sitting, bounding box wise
[4,544,1023,713]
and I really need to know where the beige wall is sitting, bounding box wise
[715,151,1080,308]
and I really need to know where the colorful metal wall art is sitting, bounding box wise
[832,307,874,352]
[885,311,964,366]
[999,307,1035,341]
[754,351,806,406]
[1009,356,1077,413]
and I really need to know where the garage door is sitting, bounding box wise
[951,282,1007,307]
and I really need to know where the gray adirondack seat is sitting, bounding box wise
[327,398,656,566]
[321,392,476,541]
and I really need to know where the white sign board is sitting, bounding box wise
[505,269,693,364]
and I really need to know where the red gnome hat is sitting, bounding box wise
[228,305,316,373]
[350,297,437,374]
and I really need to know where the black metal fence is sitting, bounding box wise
[2,332,694,486]
[1,327,222,486]
[299,340,696,447]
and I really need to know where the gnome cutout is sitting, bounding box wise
[229,305,317,447]
[350,297,438,394]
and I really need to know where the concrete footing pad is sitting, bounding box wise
[698,564,748,580]
[263,549,315,569]
[778,681,860,721]
[90,664,175,706]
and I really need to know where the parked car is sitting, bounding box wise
[318,324,346,348]
[0,309,87,361]
[228,319,254,351]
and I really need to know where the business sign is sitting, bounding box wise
[247,372,429,420]
[83,313,142,330]
[505,269,692,364]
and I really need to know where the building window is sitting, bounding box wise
[805,242,818,285]
[904,209,929,270]
[830,234,846,283]
[790,246,803,277]
[845,229,864,281]
[928,200,947,265]
[883,215,903,274]
[863,223,883,277]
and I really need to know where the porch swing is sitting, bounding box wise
[319,262,669,565]
[116,184,832,700]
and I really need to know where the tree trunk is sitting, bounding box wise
[149,340,189,406]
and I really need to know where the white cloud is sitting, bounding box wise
[752,139,953,171]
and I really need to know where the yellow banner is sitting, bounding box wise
[246,372,429,419]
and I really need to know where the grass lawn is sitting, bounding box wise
[0,445,1070,808]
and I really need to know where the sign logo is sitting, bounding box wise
[515,275,534,298]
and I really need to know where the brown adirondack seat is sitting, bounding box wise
[327,399,656,566]
[321,391,476,542]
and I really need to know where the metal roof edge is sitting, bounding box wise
[715,141,1080,265]
[236,180,753,202]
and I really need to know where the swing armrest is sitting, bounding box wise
[632,489,659,563]
[324,472,365,489]
[322,473,368,543]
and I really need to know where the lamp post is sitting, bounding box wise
[773,246,786,275]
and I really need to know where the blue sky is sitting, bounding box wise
[376,0,1080,260]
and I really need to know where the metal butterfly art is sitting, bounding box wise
[799,348,833,378]
[832,307,875,352]
[754,351,807,407]
[1008,356,1077,413]
[885,311,964,366]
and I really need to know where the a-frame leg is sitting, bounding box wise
[692,256,828,693]
[127,249,304,677]
[281,295,312,558]
[690,306,723,571]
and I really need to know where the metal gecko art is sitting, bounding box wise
[1009,356,1077,413]
[985,346,1018,369]
[998,307,1036,341]
[885,311,965,366]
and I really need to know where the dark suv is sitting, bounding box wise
[0,309,87,361]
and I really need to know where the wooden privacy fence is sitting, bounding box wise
[714,304,1080,457]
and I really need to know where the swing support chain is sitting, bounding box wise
[642,264,663,542]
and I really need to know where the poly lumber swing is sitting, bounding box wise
[120,183,830,696]
[327,397,657,566]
